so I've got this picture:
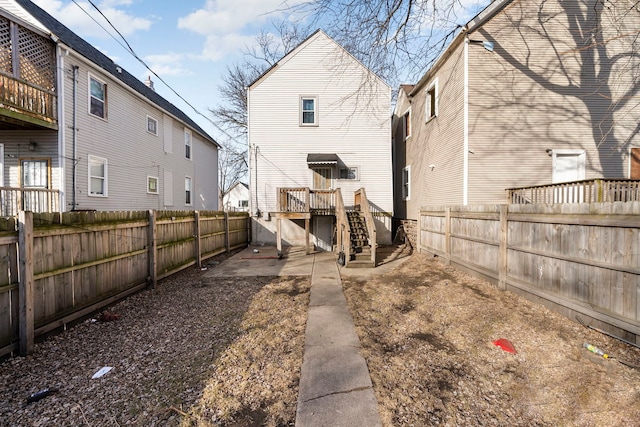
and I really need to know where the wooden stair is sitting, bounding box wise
[346,210,374,268]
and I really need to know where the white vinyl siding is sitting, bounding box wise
[248,31,393,244]
[164,170,174,206]
[163,114,173,153]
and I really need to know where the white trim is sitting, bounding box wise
[425,78,439,123]
[184,128,192,160]
[147,175,159,194]
[402,165,411,201]
[0,144,4,187]
[463,39,469,205]
[551,149,586,183]
[402,107,412,140]
[57,46,66,211]
[88,154,108,197]
[147,115,158,136]
[88,72,107,120]
[300,95,319,126]
[185,175,193,206]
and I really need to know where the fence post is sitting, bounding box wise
[148,210,157,289]
[499,205,508,291]
[18,211,34,356]
[195,211,202,268]
[224,211,231,253]
[444,207,451,265]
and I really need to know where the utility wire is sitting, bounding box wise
[71,0,240,146]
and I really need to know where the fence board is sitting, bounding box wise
[420,202,640,343]
[0,210,249,358]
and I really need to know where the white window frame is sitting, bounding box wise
[238,200,248,208]
[403,109,411,140]
[147,115,158,136]
[425,78,438,122]
[147,175,159,194]
[402,165,411,201]
[184,128,192,160]
[185,176,193,206]
[300,96,318,126]
[88,155,108,197]
[88,73,107,120]
[338,166,359,180]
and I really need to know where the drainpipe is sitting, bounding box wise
[72,65,79,210]
[463,35,469,206]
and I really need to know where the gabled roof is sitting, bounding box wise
[10,0,219,147]
[248,29,390,90]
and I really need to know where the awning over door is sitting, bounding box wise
[307,153,339,166]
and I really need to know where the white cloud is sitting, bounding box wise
[178,0,305,36]
[33,0,151,39]
[144,52,193,77]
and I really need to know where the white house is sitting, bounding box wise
[223,182,249,212]
[0,0,220,214]
[248,30,392,258]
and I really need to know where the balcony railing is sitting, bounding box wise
[0,187,60,216]
[0,72,57,126]
[507,179,640,204]
[278,187,336,214]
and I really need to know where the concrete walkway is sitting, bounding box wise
[295,252,381,427]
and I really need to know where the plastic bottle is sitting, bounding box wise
[583,343,609,358]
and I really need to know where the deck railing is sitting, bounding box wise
[334,188,350,266]
[354,188,376,266]
[0,72,57,124]
[0,187,60,216]
[507,179,640,204]
[278,187,336,214]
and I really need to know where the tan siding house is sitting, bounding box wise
[393,0,640,219]
[0,0,220,213]
[248,30,393,250]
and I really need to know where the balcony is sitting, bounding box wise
[0,187,61,216]
[0,72,57,129]
[507,179,640,204]
[278,187,336,216]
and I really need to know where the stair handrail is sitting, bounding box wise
[354,188,376,267]
[334,188,350,267]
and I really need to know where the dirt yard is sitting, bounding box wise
[1,248,639,426]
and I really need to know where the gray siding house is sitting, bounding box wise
[393,0,640,221]
[248,30,393,256]
[0,0,219,214]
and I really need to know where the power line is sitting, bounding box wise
[70,0,241,146]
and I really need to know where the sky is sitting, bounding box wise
[30,0,308,143]
[28,0,488,144]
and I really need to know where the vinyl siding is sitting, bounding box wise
[467,0,640,203]
[401,41,466,219]
[249,31,392,244]
[61,54,218,211]
[0,130,59,188]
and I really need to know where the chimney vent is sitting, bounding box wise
[145,75,155,91]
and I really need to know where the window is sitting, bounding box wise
[89,74,107,119]
[402,166,411,200]
[147,176,159,194]
[88,155,107,196]
[402,109,411,139]
[426,78,438,121]
[238,200,248,208]
[184,128,192,159]
[339,166,359,180]
[185,176,192,205]
[300,96,318,126]
[147,116,158,135]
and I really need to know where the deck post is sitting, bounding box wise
[305,217,310,255]
[276,217,283,257]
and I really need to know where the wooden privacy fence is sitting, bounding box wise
[419,202,640,345]
[1,210,250,358]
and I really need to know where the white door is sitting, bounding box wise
[552,150,585,202]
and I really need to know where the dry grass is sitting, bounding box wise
[342,252,640,426]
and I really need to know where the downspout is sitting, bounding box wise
[71,65,79,210]
[56,46,66,211]
[463,35,469,206]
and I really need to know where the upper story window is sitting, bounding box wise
[184,128,192,159]
[147,176,159,194]
[89,74,107,119]
[88,155,108,197]
[402,109,411,140]
[147,115,158,135]
[426,78,438,121]
[300,96,318,126]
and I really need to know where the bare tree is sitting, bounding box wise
[212,21,310,207]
